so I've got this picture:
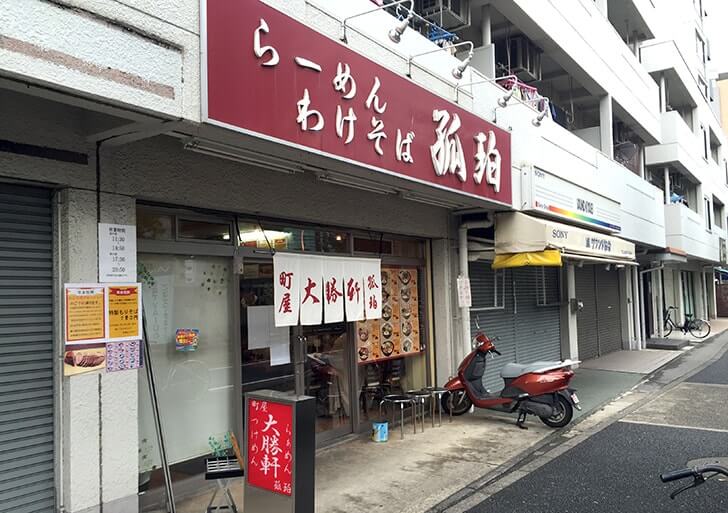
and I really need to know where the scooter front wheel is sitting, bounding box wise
[441,390,472,416]
[539,395,573,428]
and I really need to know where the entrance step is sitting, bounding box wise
[646,338,689,350]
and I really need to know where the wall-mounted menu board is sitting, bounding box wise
[356,266,421,364]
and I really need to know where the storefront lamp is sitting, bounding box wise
[451,43,475,80]
[497,88,514,107]
[339,0,414,44]
[406,41,474,79]
[532,107,549,127]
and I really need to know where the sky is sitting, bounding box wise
[705,0,728,75]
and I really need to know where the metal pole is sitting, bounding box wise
[142,306,176,513]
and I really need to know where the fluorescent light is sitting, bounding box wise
[317,173,398,195]
[184,139,302,175]
[239,228,291,243]
[400,191,467,209]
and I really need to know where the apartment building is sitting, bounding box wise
[0,0,725,512]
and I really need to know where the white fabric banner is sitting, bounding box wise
[362,259,382,320]
[322,258,345,324]
[299,256,324,326]
[344,261,365,322]
[273,253,301,327]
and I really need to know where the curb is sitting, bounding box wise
[427,330,728,513]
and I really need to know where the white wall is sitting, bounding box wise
[0,0,196,119]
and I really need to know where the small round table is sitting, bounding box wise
[379,394,416,439]
[407,389,431,433]
[425,386,449,427]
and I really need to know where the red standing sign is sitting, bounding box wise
[247,398,294,496]
[203,0,512,205]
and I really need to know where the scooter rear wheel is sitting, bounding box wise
[539,395,573,428]
[441,390,472,416]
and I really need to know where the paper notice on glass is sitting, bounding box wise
[247,305,288,350]
[269,341,291,366]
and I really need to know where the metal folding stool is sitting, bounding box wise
[204,456,243,513]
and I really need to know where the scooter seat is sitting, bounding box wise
[500,361,568,379]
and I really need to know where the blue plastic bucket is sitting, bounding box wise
[372,422,388,442]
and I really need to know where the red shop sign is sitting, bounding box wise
[247,398,294,496]
[203,0,512,205]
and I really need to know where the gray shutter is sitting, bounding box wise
[514,267,562,363]
[0,185,55,513]
[576,267,599,360]
[468,262,516,391]
[595,268,623,355]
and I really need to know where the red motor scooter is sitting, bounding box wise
[442,331,580,429]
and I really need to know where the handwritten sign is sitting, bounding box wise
[247,398,293,496]
[65,285,106,343]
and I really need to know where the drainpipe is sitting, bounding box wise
[458,215,494,362]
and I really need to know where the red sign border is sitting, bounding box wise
[245,396,295,497]
[200,0,513,208]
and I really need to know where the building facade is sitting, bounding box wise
[0,0,726,512]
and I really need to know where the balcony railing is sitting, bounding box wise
[664,203,720,262]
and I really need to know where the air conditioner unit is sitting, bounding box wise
[495,35,542,82]
[415,0,471,31]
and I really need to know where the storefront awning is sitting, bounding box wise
[495,212,636,266]
[492,250,562,269]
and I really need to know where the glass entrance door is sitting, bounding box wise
[239,260,353,441]
[302,323,353,438]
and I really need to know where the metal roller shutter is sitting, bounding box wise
[576,267,599,361]
[514,267,561,363]
[469,264,562,391]
[0,185,55,513]
[468,262,515,391]
[595,268,623,355]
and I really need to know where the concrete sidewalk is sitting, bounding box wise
[159,347,691,513]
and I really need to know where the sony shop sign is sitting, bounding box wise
[522,167,622,233]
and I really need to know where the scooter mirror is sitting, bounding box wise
[474,315,481,330]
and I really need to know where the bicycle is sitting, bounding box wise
[661,458,728,499]
[663,306,711,339]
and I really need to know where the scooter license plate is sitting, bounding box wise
[570,393,580,405]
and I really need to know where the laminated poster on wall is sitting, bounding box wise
[64,343,107,376]
[106,340,143,372]
[175,328,200,352]
[357,266,420,364]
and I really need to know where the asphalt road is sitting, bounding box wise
[466,350,728,513]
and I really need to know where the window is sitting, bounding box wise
[238,222,349,253]
[178,218,232,242]
[713,198,723,228]
[701,124,709,160]
[536,267,561,307]
[469,264,505,311]
[704,196,712,230]
[724,159,728,186]
[138,210,174,240]
[696,31,706,65]
[698,76,708,99]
